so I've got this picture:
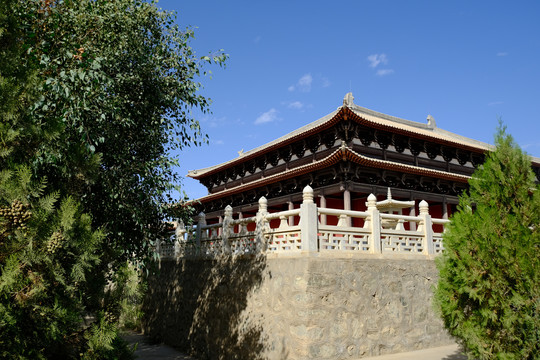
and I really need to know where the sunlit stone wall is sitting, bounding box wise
[143,256,453,360]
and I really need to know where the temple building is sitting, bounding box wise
[149,94,540,358]
[188,93,540,227]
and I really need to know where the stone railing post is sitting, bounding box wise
[300,185,318,253]
[366,194,381,253]
[195,212,206,251]
[419,200,434,255]
[278,215,288,229]
[337,214,348,227]
[175,219,186,256]
[217,216,223,237]
[222,205,233,254]
[256,196,269,252]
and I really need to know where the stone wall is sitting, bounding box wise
[142,255,453,360]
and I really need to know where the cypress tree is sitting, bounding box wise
[435,126,540,359]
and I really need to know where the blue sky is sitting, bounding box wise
[157,0,540,200]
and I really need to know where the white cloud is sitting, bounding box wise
[254,108,279,125]
[322,77,331,87]
[376,69,394,76]
[488,101,503,106]
[213,139,224,145]
[298,74,312,90]
[287,101,304,110]
[497,52,508,57]
[368,54,394,76]
[522,142,540,150]
[200,115,227,128]
[367,54,388,68]
[288,73,312,92]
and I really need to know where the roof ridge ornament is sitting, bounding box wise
[343,92,355,107]
[427,114,436,129]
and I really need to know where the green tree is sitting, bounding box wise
[0,167,114,359]
[15,0,225,269]
[1,0,224,357]
[434,127,540,359]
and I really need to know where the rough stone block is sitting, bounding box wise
[143,257,453,360]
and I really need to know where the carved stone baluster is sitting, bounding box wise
[366,194,381,253]
[275,214,289,251]
[337,214,348,227]
[256,197,269,252]
[175,219,186,257]
[364,194,375,229]
[238,212,244,235]
[279,215,288,229]
[195,212,206,256]
[222,205,233,255]
[300,185,318,253]
[419,200,434,255]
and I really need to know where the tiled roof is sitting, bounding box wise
[188,93,503,180]
[187,109,340,179]
[343,105,492,151]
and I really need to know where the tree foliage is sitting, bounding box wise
[435,127,540,359]
[1,0,224,357]
[9,0,225,267]
[0,167,112,359]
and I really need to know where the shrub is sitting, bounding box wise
[435,127,540,359]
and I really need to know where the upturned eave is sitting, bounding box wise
[188,94,502,180]
[191,144,471,204]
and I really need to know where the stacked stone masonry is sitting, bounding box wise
[143,256,453,360]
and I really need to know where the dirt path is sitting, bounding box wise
[123,332,467,360]
[122,332,196,360]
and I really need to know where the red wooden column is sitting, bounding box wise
[442,197,448,219]
[409,202,417,231]
[343,189,351,227]
[319,194,327,225]
[288,201,294,226]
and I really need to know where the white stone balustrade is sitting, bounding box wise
[318,207,371,253]
[159,186,450,259]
